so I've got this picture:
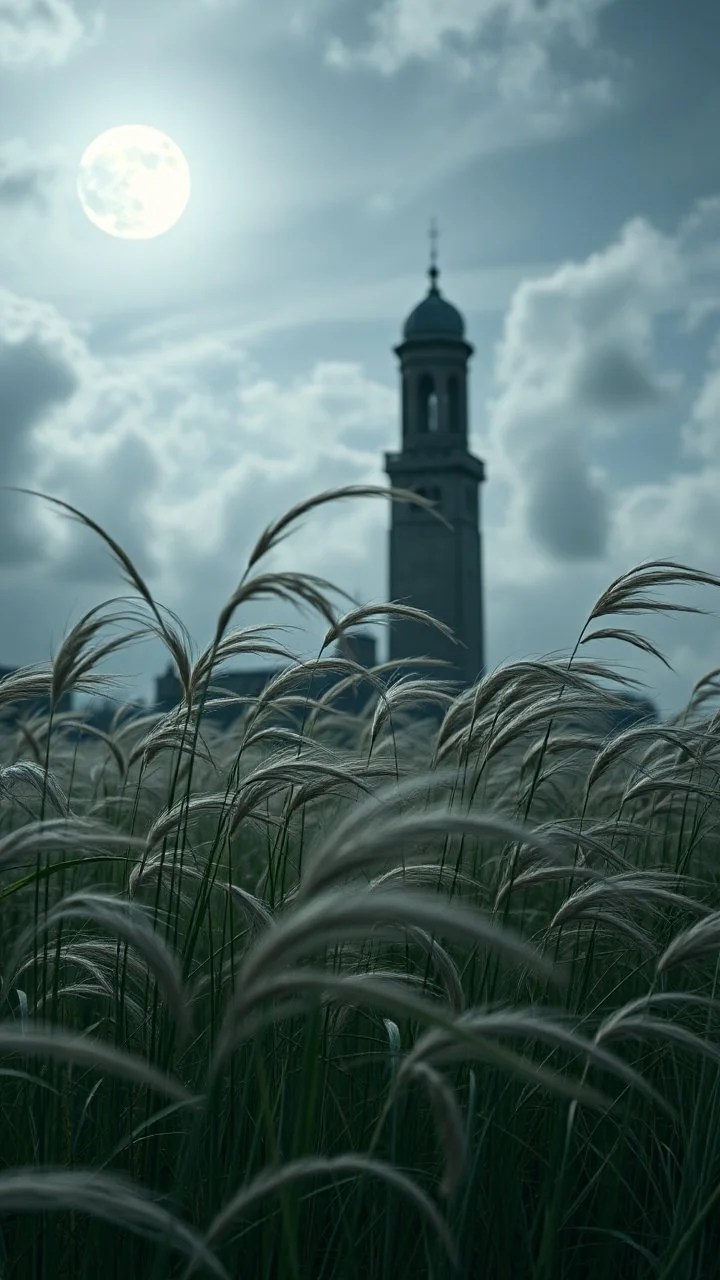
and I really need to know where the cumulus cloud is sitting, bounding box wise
[523,433,610,560]
[572,345,665,413]
[0,288,396,675]
[486,216,685,560]
[0,288,87,561]
[0,140,62,211]
[680,334,720,463]
[325,0,622,135]
[0,0,102,66]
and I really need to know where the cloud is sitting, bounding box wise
[0,288,86,562]
[0,0,102,66]
[0,139,62,211]
[523,434,610,560]
[321,0,625,214]
[572,345,666,413]
[486,216,685,560]
[0,291,397,666]
[680,337,720,463]
[325,0,621,101]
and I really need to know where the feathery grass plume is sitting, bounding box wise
[403,925,466,1013]
[279,759,401,824]
[213,569,355,650]
[579,625,676,669]
[9,489,195,698]
[550,907,660,957]
[521,732,605,771]
[0,816,144,870]
[549,872,710,929]
[398,1007,675,1118]
[235,725,318,755]
[584,723,709,793]
[435,656,642,748]
[213,886,564,1064]
[621,770,720,811]
[0,1025,196,1102]
[366,675,458,751]
[4,890,192,1040]
[18,949,112,998]
[129,856,273,933]
[297,765,571,898]
[0,760,70,817]
[127,855,200,913]
[324,601,460,661]
[494,861,606,911]
[15,938,148,993]
[49,600,148,706]
[594,1013,720,1077]
[596,991,720,1035]
[58,719,128,779]
[185,1153,458,1277]
[401,1062,468,1201]
[0,667,56,713]
[370,862,482,896]
[471,690,633,767]
[236,656,385,745]
[228,750,393,839]
[144,791,235,851]
[657,912,720,971]
[585,558,720,624]
[213,968,449,1045]
[684,667,720,719]
[0,1168,227,1279]
[222,970,624,1124]
[244,482,451,575]
[128,720,217,772]
[188,627,300,701]
[531,818,640,873]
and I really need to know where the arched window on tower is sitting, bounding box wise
[417,373,435,433]
[447,375,460,434]
[428,390,439,432]
[402,374,410,443]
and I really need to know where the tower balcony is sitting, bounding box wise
[384,448,485,483]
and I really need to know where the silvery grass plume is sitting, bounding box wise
[180,1154,459,1279]
[3,489,720,1276]
[0,1025,195,1104]
[3,890,191,1041]
[0,1168,226,1278]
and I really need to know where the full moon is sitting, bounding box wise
[77,125,191,240]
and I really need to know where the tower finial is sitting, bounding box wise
[428,217,439,292]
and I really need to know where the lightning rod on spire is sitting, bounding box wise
[428,217,439,291]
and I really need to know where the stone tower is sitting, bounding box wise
[384,223,486,692]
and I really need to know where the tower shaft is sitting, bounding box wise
[384,228,486,692]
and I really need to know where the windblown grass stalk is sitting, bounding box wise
[3,484,720,1277]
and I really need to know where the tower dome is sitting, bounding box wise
[402,220,466,341]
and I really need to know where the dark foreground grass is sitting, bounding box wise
[1,485,720,1278]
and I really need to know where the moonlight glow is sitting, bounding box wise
[77,125,191,240]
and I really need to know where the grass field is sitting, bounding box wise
[2,484,720,1279]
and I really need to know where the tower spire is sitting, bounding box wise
[428,217,439,293]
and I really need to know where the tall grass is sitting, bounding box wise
[2,483,720,1277]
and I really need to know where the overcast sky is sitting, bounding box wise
[1,0,720,718]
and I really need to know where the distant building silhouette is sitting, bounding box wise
[384,220,485,693]
[153,631,379,729]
